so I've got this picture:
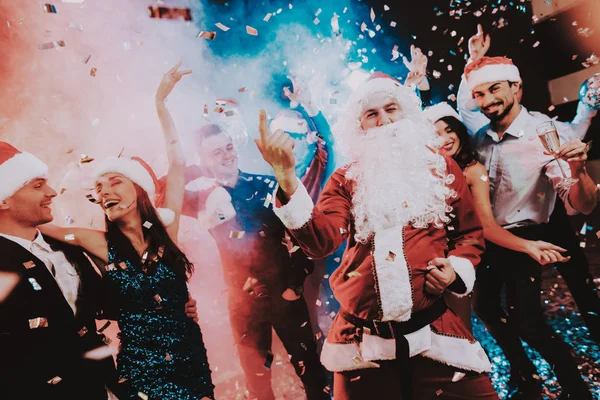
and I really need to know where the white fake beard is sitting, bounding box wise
[346,118,454,243]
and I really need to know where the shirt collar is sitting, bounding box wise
[485,106,530,142]
[0,229,52,252]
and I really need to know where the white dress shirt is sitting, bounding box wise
[0,230,80,313]
[471,107,577,229]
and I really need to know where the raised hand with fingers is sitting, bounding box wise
[283,74,312,109]
[403,44,428,75]
[468,24,491,62]
[156,60,192,102]
[255,110,298,195]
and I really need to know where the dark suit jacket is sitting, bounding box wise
[0,235,119,400]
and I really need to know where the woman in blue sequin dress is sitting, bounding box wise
[40,62,215,399]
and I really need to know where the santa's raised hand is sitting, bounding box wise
[255,110,298,196]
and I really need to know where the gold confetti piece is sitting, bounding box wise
[154,294,163,303]
[84,345,114,360]
[90,67,97,77]
[339,227,347,235]
[165,353,171,361]
[105,263,116,271]
[346,271,362,278]
[436,389,443,396]
[246,26,258,36]
[23,261,36,269]
[147,6,192,21]
[118,261,128,270]
[28,278,42,291]
[141,251,149,264]
[360,22,367,32]
[500,318,507,323]
[432,70,441,79]
[385,251,396,261]
[118,378,128,384]
[138,392,149,400]
[350,376,361,382]
[533,41,540,48]
[29,317,49,329]
[79,154,94,163]
[370,7,375,22]
[78,327,88,337]
[530,277,536,282]
[43,4,57,13]
[238,87,247,92]
[64,234,75,241]
[289,245,300,253]
[38,40,65,50]
[215,22,229,31]
[47,376,62,385]
[143,221,153,229]
[264,13,272,22]
[352,356,362,365]
[197,31,216,40]
[229,231,245,239]
[315,332,323,340]
[157,245,165,258]
[452,371,466,382]
[316,299,322,307]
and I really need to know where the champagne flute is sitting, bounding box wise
[536,120,578,189]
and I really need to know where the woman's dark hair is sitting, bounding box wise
[438,116,479,170]
[105,183,194,281]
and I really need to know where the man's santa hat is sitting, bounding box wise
[93,156,175,226]
[464,56,521,91]
[0,142,48,202]
[269,110,310,135]
[423,102,463,124]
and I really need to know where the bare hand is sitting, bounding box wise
[156,61,192,102]
[405,71,426,87]
[282,288,301,301]
[185,295,199,322]
[524,240,570,265]
[468,24,491,62]
[425,258,457,296]
[403,45,428,75]
[547,138,589,173]
[255,110,298,194]
[283,74,312,108]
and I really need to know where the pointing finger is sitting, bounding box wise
[258,110,270,143]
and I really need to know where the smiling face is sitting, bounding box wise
[197,132,239,180]
[434,120,461,157]
[1,179,57,226]
[472,80,520,122]
[359,91,403,131]
[95,173,139,221]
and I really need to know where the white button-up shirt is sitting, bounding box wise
[472,106,577,229]
[0,230,80,313]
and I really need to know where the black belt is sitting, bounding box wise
[339,299,447,339]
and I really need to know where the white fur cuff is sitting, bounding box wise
[448,255,475,297]
[272,179,314,230]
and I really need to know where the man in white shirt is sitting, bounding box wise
[460,57,597,400]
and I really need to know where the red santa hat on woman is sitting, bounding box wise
[423,102,463,124]
[464,56,521,91]
[93,156,175,226]
[0,142,48,202]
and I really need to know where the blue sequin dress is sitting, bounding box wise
[104,238,215,400]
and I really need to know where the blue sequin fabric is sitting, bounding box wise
[105,240,215,400]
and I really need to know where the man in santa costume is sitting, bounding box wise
[254,74,498,399]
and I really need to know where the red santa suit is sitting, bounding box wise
[272,155,496,398]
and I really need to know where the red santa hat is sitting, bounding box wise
[0,142,48,202]
[423,102,463,124]
[269,110,310,134]
[93,156,174,226]
[464,56,521,91]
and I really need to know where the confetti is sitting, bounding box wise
[238,87,247,92]
[23,261,36,269]
[90,67,97,77]
[480,175,488,182]
[350,376,361,382]
[29,317,49,329]
[339,227,347,235]
[105,263,116,271]
[229,231,245,239]
[315,8,322,16]
[316,299,322,307]
[43,4,57,13]
[436,389,443,396]
[370,8,375,23]
[391,45,399,61]
[68,22,83,31]
[315,332,323,340]
[384,5,390,11]
[83,54,91,64]
[215,22,229,31]
[38,41,65,50]
[452,371,466,382]
[352,356,362,365]
[264,13,272,22]
[313,17,320,25]
[64,234,75,241]
[390,21,397,27]
[47,376,62,385]
[78,327,88,337]
[385,251,396,261]
[533,41,540,48]
[143,221,153,229]
[197,31,216,40]
[84,345,115,360]
[157,245,165,258]
[582,53,599,68]
[138,393,149,400]
[246,26,258,36]
[432,70,441,79]
[346,271,362,278]
[80,154,94,163]
[580,241,586,248]
[28,278,42,291]
[118,261,128,270]
[147,6,192,21]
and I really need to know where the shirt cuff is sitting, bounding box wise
[447,255,475,297]
[272,179,314,230]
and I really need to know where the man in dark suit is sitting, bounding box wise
[0,142,119,399]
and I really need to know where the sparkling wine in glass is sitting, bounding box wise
[536,120,578,189]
